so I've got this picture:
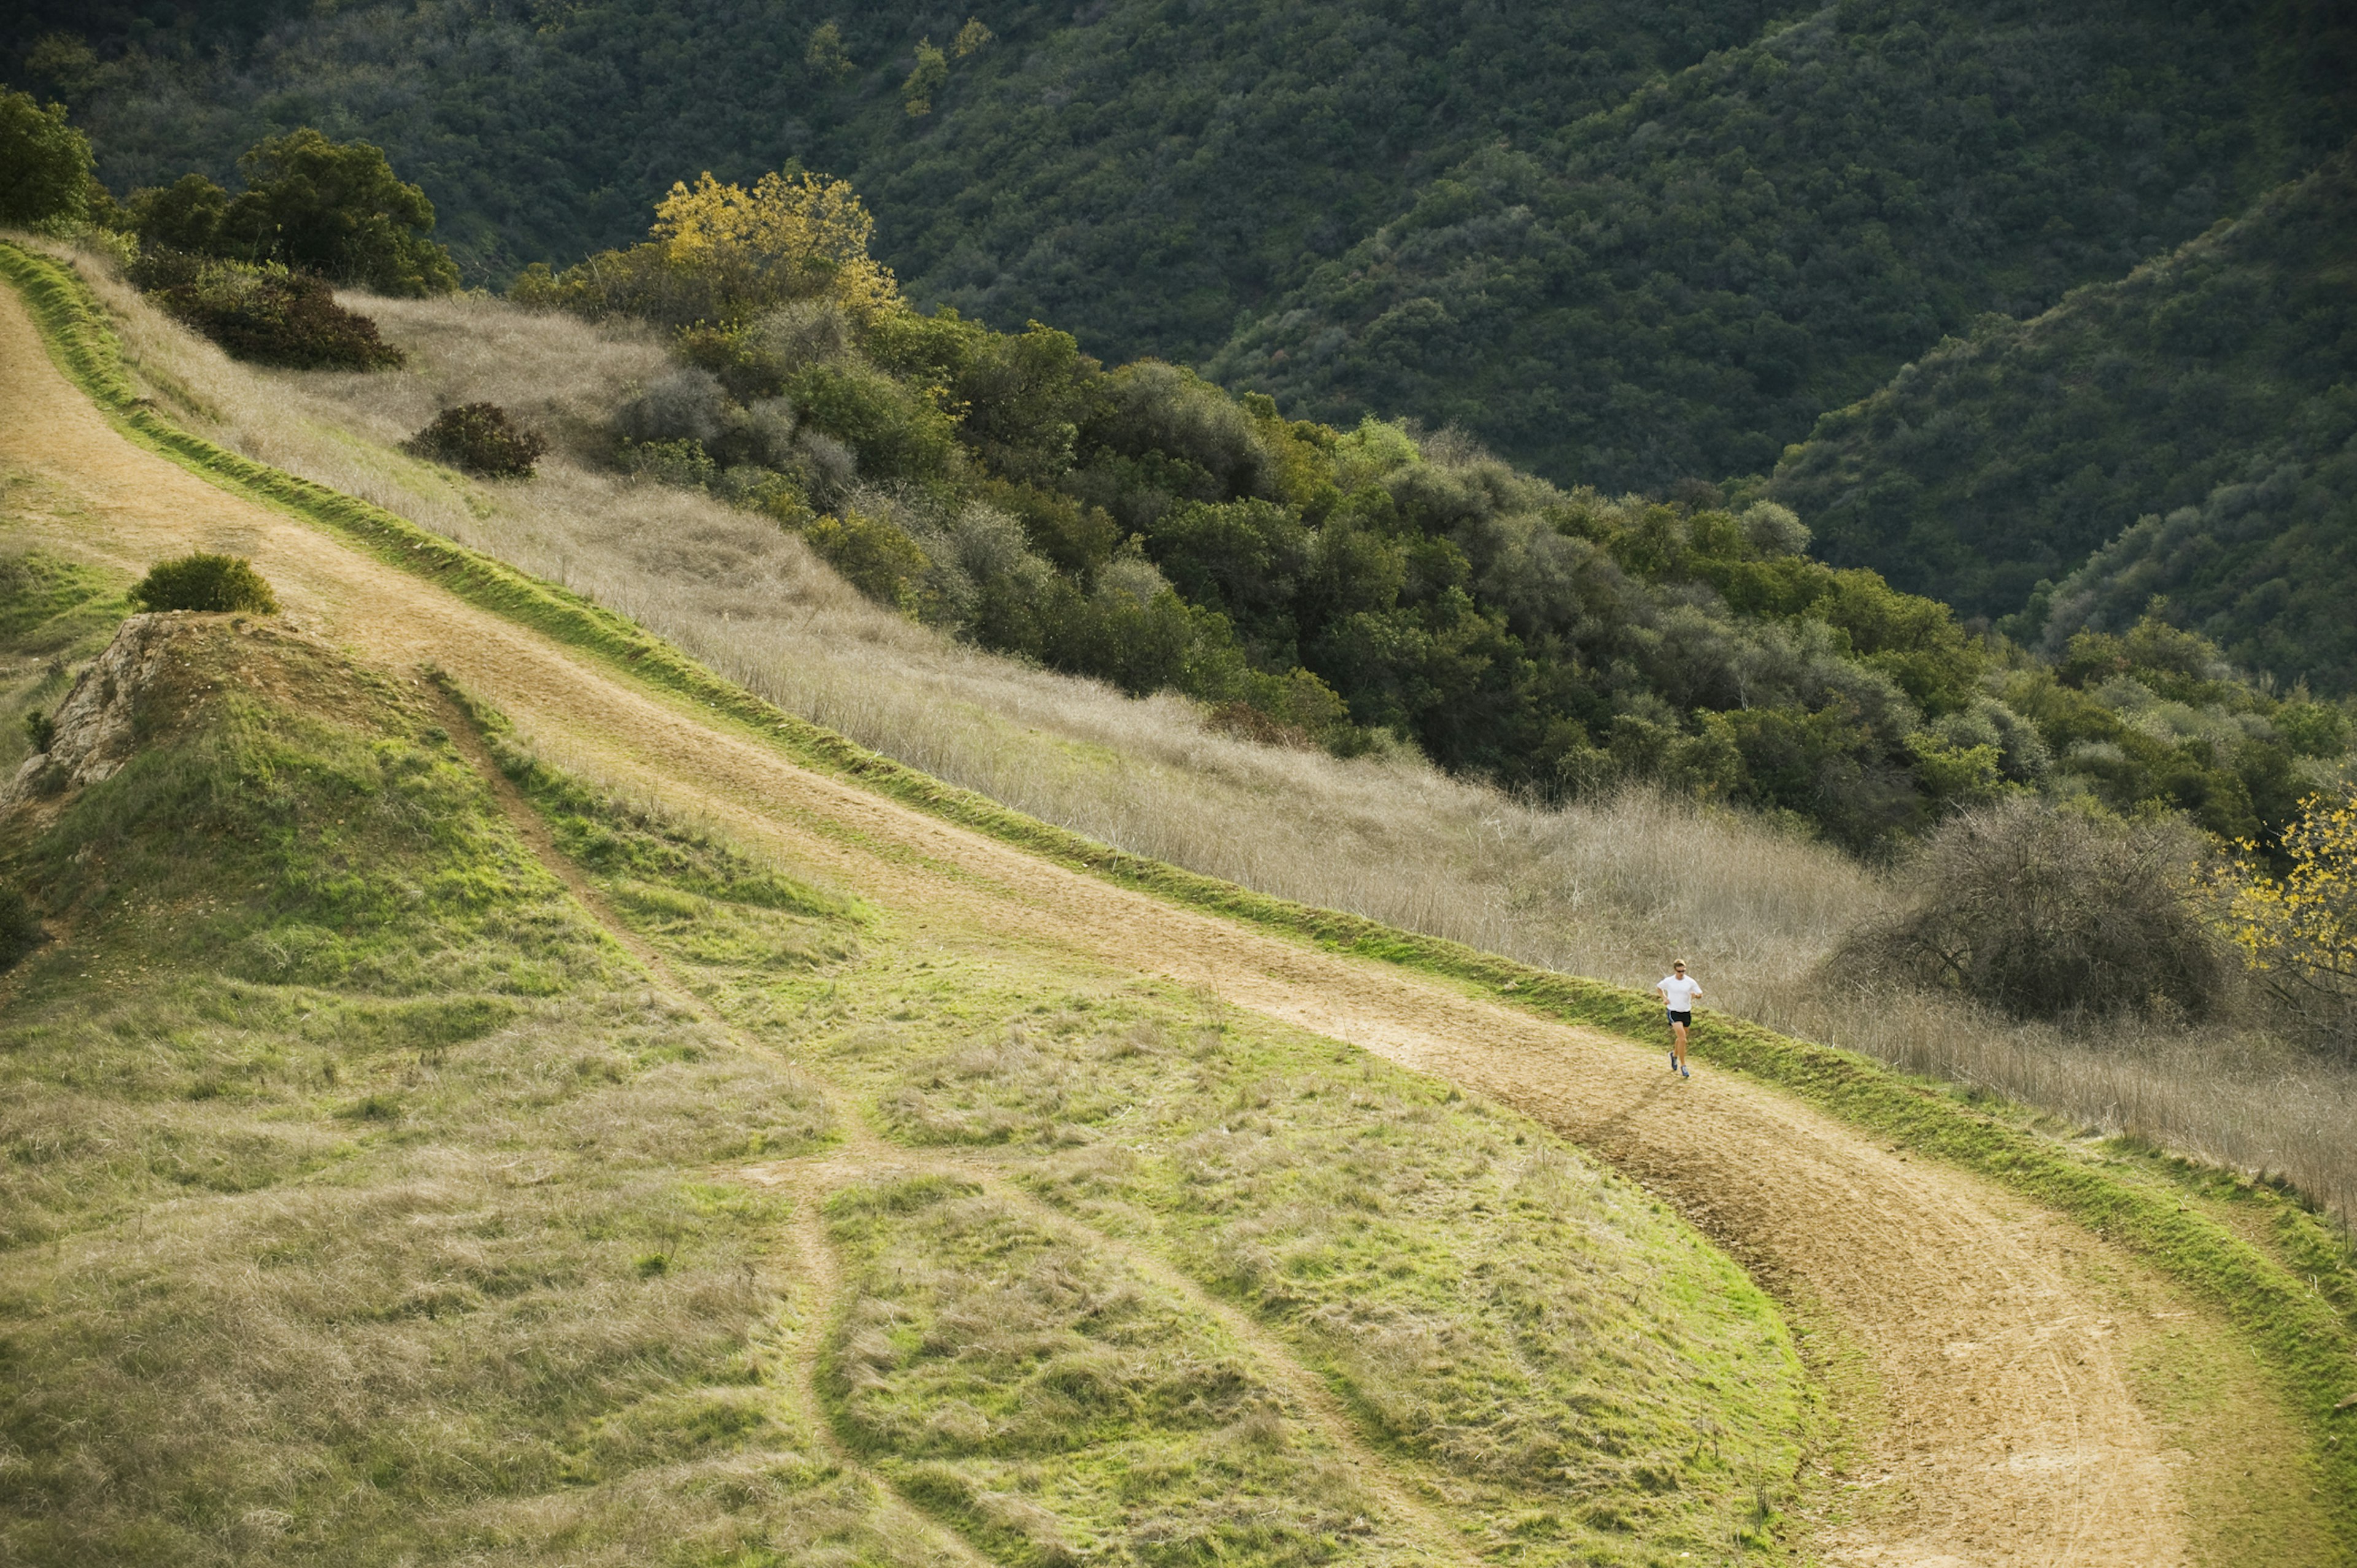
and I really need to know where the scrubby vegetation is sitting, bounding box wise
[129,247,401,369]
[402,402,546,479]
[506,164,2356,855]
[126,550,277,614]
[122,126,457,296]
[1776,147,2357,683]
[7,118,457,368]
[1838,796,2226,1022]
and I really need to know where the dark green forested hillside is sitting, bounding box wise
[1771,147,2357,689]
[1209,1,2357,489]
[2,0,1806,326]
[10,0,2354,493]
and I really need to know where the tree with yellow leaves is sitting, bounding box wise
[650,169,899,318]
[902,39,948,117]
[2210,786,2357,1045]
[510,166,899,326]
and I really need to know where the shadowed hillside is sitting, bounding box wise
[1772,145,2357,685]
[12,0,2355,491]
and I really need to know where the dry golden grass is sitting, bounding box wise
[66,252,2357,1235]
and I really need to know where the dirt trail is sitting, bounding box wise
[0,277,2237,1564]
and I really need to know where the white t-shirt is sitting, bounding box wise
[1659,975,1701,1011]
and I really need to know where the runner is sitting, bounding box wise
[1657,960,1700,1079]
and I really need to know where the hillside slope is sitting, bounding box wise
[0,612,882,1563]
[1770,145,2357,684]
[5,249,2352,1562]
[15,1,2356,491]
[1210,1,2357,488]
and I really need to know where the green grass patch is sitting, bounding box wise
[485,730,1817,1562]
[826,1173,1392,1567]
[812,950,1812,1564]
[8,242,2353,1550]
[0,617,886,1566]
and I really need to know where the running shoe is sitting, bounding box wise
[1679,1065,1690,1079]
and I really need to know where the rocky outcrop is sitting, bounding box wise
[4,614,187,813]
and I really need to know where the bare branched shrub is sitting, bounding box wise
[616,366,727,446]
[1839,796,2227,1021]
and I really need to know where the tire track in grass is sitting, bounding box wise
[431,682,1000,1567]
[444,683,1474,1562]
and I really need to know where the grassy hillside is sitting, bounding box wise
[0,584,1817,1560]
[1771,147,2357,688]
[0,608,872,1564]
[13,1,2356,492]
[12,246,2357,1557]
[28,233,2357,1281]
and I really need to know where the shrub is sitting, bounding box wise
[128,554,280,615]
[129,172,231,253]
[802,509,930,606]
[2208,786,2357,1053]
[616,368,727,446]
[623,438,719,490]
[23,709,56,754]
[0,90,93,228]
[403,404,548,478]
[1838,795,2227,1021]
[0,883,37,969]
[131,250,403,370]
[1088,361,1276,501]
[230,129,459,295]
[514,169,896,328]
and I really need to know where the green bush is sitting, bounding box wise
[0,883,37,970]
[0,90,94,228]
[1840,796,2228,1022]
[23,709,56,754]
[622,438,718,490]
[131,249,403,370]
[801,509,930,606]
[128,129,459,296]
[128,172,231,253]
[403,403,548,478]
[128,554,280,615]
